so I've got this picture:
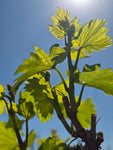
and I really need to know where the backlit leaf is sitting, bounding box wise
[0,122,19,150]
[77,97,96,128]
[76,64,113,96]
[38,137,56,150]
[0,100,5,115]
[48,7,70,39]
[49,8,81,39]
[49,44,67,65]
[19,92,36,120]
[72,19,112,56]
[24,74,54,123]
[13,47,55,92]
[0,84,5,99]
[70,17,81,37]
[27,130,36,148]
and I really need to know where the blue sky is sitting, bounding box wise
[0,0,113,149]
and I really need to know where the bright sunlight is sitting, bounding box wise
[69,0,95,7]
[63,0,97,12]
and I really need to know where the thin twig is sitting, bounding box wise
[51,88,73,135]
[76,85,85,108]
[55,68,69,92]
[25,119,28,148]
[2,97,23,149]
[74,48,81,70]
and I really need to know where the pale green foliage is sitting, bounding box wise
[38,129,70,150]
[77,97,96,128]
[27,130,36,148]
[72,19,112,55]
[75,64,113,96]
[0,122,19,150]
[13,45,68,92]
[24,74,54,122]
[49,44,67,65]
[48,7,71,39]
[0,100,5,115]
[13,47,55,91]
[19,91,35,120]
[38,129,64,146]
[0,84,5,99]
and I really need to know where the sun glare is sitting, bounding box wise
[71,0,93,6]
[64,0,96,9]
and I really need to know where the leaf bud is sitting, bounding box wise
[44,70,51,82]
[97,131,104,139]
[7,84,13,92]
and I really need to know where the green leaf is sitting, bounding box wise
[0,84,5,99]
[49,7,70,39]
[38,137,56,150]
[49,8,81,39]
[13,46,55,92]
[49,25,65,39]
[38,136,70,150]
[24,74,54,123]
[72,19,112,55]
[0,122,19,150]
[0,100,5,115]
[19,92,36,120]
[27,130,36,148]
[55,143,70,150]
[49,44,67,65]
[77,65,113,96]
[82,64,100,72]
[70,17,81,37]
[77,97,97,128]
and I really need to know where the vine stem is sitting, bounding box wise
[67,38,76,111]
[55,68,69,92]
[2,98,24,150]
[25,119,28,148]
[51,88,73,135]
[74,48,81,70]
[76,85,85,108]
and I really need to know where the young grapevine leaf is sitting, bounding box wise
[38,136,70,150]
[48,8,81,39]
[14,45,69,91]
[77,97,96,128]
[72,19,112,55]
[19,91,36,120]
[38,137,56,150]
[48,7,70,39]
[27,130,36,148]
[0,100,5,115]
[76,64,113,96]
[38,129,64,146]
[0,84,5,99]
[49,44,67,65]
[24,74,54,123]
[0,122,19,150]
[13,47,55,92]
